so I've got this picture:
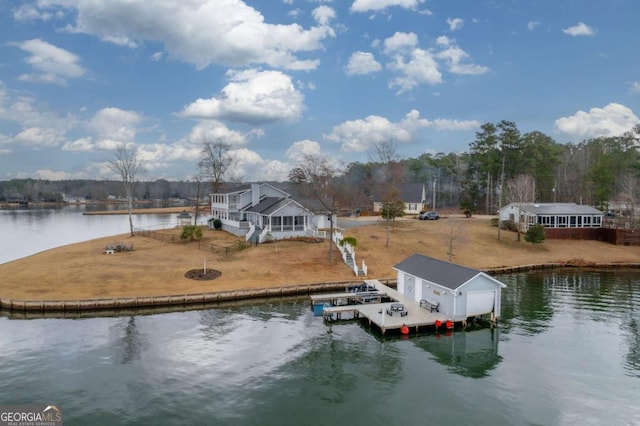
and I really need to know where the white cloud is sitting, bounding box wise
[555,103,639,139]
[14,127,65,148]
[527,21,540,31]
[62,137,94,152]
[351,0,424,13]
[312,5,336,26]
[150,51,164,61]
[387,48,442,93]
[345,52,382,75]
[32,169,79,180]
[0,83,76,140]
[324,109,478,152]
[383,32,418,54]
[12,4,55,22]
[628,81,640,94]
[381,32,441,93]
[32,0,333,71]
[436,36,451,47]
[285,139,323,163]
[183,121,249,148]
[89,107,142,147]
[446,17,464,32]
[13,39,85,86]
[437,45,489,75]
[562,22,595,37]
[181,69,304,124]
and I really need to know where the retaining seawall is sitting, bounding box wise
[2,263,639,317]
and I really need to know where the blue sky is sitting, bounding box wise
[0,0,639,182]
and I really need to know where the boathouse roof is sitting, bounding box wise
[393,254,503,290]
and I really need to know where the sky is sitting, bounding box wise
[1,0,639,183]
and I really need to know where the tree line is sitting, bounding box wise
[2,121,639,217]
[291,120,640,216]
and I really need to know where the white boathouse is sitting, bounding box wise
[393,254,506,322]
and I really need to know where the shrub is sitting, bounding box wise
[212,218,222,230]
[181,225,203,241]
[525,224,545,244]
[339,236,358,248]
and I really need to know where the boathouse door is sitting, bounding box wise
[466,290,496,317]
[404,275,416,300]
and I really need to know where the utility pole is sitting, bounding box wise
[498,152,505,240]
[432,178,437,211]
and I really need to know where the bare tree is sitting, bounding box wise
[505,174,536,241]
[109,145,140,237]
[446,217,466,261]
[289,154,342,261]
[620,173,639,219]
[199,140,235,193]
[193,174,203,226]
[379,187,405,248]
[370,140,405,184]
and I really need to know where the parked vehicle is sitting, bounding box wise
[418,211,440,220]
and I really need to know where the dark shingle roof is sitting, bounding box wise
[243,197,287,214]
[371,183,425,202]
[393,254,481,290]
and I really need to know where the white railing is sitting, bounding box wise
[332,230,366,277]
[245,223,255,242]
[258,227,270,243]
[308,227,327,238]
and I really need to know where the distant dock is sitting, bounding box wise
[310,279,453,335]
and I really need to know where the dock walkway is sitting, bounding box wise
[313,279,450,334]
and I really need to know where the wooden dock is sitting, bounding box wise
[313,279,452,334]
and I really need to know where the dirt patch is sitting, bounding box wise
[184,268,222,280]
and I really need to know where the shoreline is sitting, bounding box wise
[2,262,639,317]
[3,216,640,316]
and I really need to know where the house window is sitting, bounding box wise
[569,216,577,227]
[593,216,601,226]
[558,216,567,227]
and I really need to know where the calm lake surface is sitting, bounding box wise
[0,205,177,264]
[0,208,639,425]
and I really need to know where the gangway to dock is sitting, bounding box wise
[315,279,451,334]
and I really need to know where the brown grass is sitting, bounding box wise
[1,214,638,301]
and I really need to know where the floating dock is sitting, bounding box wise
[310,279,452,335]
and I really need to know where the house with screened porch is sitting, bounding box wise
[498,202,604,231]
[209,183,332,243]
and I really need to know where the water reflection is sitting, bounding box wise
[412,326,502,378]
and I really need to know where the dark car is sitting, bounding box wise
[418,211,440,220]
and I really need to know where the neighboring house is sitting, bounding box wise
[498,202,604,231]
[372,183,426,215]
[393,254,506,322]
[209,183,333,243]
[62,194,87,203]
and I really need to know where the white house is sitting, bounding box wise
[393,254,506,322]
[372,183,427,215]
[499,202,604,231]
[209,183,333,243]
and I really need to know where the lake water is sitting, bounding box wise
[0,205,177,264]
[0,208,639,425]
